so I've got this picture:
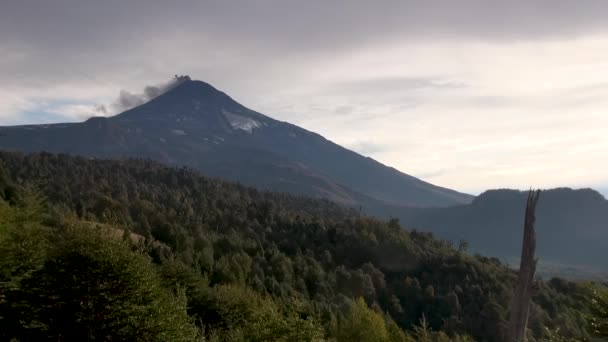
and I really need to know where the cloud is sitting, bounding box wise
[94,104,108,115]
[334,105,353,115]
[331,77,467,94]
[414,169,449,180]
[47,104,106,121]
[0,90,36,123]
[4,1,608,55]
[2,1,608,194]
[0,76,190,123]
[103,76,189,115]
[345,141,393,156]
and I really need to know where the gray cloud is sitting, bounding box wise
[3,0,608,108]
[4,1,608,52]
[346,141,393,156]
[414,169,449,180]
[331,77,467,95]
[94,104,108,115]
[2,1,608,193]
[334,105,354,115]
[102,76,189,114]
[4,1,608,89]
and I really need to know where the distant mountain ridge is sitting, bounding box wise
[398,187,608,268]
[0,78,472,208]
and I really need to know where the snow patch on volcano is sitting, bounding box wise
[223,109,261,133]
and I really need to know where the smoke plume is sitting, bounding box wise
[96,75,190,115]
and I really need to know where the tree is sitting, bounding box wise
[1,219,199,341]
[0,152,596,341]
[334,298,391,342]
[0,186,49,283]
[508,190,540,342]
[190,283,324,341]
[458,240,468,253]
[588,284,608,338]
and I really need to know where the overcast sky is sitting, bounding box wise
[2,0,608,196]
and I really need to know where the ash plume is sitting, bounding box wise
[97,75,191,115]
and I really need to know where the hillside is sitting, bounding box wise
[398,188,608,269]
[0,78,471,208]
[0,151,598,341]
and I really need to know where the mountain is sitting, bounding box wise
[399,188,608,269]
[2,78,604,272]
[0,78,472,208]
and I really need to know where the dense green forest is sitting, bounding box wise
[0,152,605,341]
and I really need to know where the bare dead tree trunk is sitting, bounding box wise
[508,189,541,342]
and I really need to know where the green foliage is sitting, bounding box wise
[195,284,325,341]
[0,196,199,341]
[412,315,433,342]
[159,260,325,341]
[586,283,608,338]
[0,152,598,341]
[334,297,392,342]
[0,186,49,282]
[410,316,474,342]
[385,314,414,342]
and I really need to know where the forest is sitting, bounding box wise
[0,151,606,341]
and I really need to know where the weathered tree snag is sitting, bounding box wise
[508,189,541,342]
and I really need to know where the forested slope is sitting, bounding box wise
[0,151,601,341]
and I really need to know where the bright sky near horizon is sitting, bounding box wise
[1,1,607,196]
